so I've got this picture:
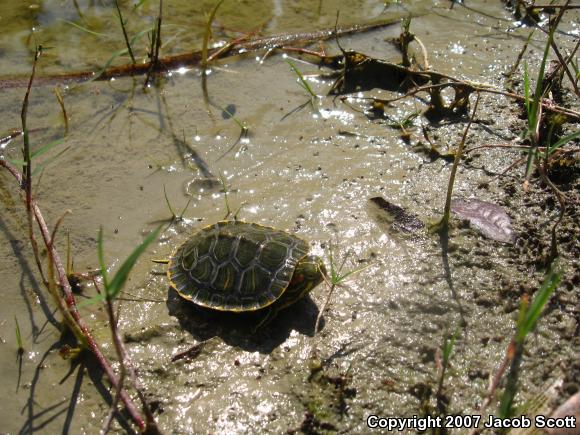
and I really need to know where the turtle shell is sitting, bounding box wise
[167,221,310,312]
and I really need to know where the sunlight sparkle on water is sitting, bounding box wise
[257,401,274,414]
[176,390,201,404]
[320,108,355,124]
[450,42,465,54]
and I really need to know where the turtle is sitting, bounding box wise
[167,221,327,327]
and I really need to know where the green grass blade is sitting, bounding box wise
[60,19,107,37]
[31,138,64,159]
[523,61,530,117]
[80,226,161,307]
[178,196,193,219]
[531,29,554,126]
[5,158,27,168]
[220,105,248,131]
[7,138,64,167]
[548,130,580,155]
[97,226,109,288]
[327,241,337,282]
[133,0,149,9]
[90,26,153,82]
[31,146,70,176]
[129,26,154,46]
[286,60,317,98]
[104,225,162,300]
[219,173,232,217]
[114,0,136,64]
[91,48,129,81]
[524,28,555,181]
[201,0,225,69]
[163,184,176,217]
[442,328,459,365]
[335,263,371,284]
[517,270,560,341]
[15,316,23,351]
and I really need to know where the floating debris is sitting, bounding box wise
[369,197,424,234]
[451,198,513,243]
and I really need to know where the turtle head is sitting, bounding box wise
[287,255,327,301]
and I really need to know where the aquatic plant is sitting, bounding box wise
[474,267,561,423]
[114,0,136,64]
[430,93,481,234]
[163,184,193,223]
[283,59,320,118]
[436,328,459,415]
[201,0,225,72]
[315,241,370,333]
[497,268,561,418]
[95,225,162,433]
[0,45,161,433]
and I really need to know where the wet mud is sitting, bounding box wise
[0,1,578,433]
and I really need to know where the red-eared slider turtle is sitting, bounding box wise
[168,221,326,326]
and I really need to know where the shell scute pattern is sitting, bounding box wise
[168,221,311,311]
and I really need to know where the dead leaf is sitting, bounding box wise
[451,198,513,243]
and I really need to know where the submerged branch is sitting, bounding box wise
[0,19,401,89]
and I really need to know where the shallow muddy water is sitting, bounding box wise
[0,1,578,434]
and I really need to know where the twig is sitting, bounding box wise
[315,275,338,334]
[547,37,579,98]
[363,80,580,121]
[201,0,225,71]
[468,342,515,435]
[114,0,136,65]
[21,46,48,288]
[482,156,527,185]
[53,86,69,134]
[103,290,160,433]
[49,210,72,247]
[102,294,127,434]
[0,20,402,89]
[0,158,146,431]
[538,163,566,267]
[144,0,163,89]
[206,30,257,63]
[413,36,429,70]
[434,92,481,233]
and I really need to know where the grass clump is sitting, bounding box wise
[498,268,561,418]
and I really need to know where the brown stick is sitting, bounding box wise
[0,19,402,89]
[467,341,516,435]
[21,47,48,288]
